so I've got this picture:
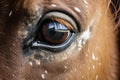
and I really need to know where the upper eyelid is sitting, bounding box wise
[22,6,84,42]
[39,11,79,32]
[23,4,83,28]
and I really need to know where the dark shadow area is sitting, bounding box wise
[110,0,120,79]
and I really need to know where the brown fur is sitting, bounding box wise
[0,0,119,80]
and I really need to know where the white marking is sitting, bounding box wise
[36,60,40,65]
[29,61,33,66]
[34,5,41,16]
[45,70,48,74]
[82,40,86,45]
[41,74,45,79]
[77,26,91,50]
[92,53,96,61]
[74,68,77,72]
[92,65,95,69]
[77,10,101,53]
[28,23,32,27]
[35,5,39,11]
[96,75,99,80]
[74,7,81,12]
[86,53,88,57]
[78,46,82,51]
[51,4,56,7]
[83,0,88,4]
[81,27,91,41]
[9,10,13,16]
[64,66,67,69]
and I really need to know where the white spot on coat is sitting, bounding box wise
[92,53,96,61]
[74,7,81,12]
[9,10,13,16]
[83,0,88,4]
[35,5,40,11]
[96,75,99,80]
[77,26,91,50]
[86,53,89,57]
[51,4,56,7]
[45,70,48,74]
[64,66,67,69]
[92,65,95,69]
[41,74,45,79]
[36,60,40,65]
[29,61,33,66]
[74,68,77,72]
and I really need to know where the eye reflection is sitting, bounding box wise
[23,11,79,54]
[32,17,75,52]
[36,19,70,45]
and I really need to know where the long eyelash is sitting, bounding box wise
[51,17,74,31]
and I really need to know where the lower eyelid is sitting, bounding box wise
[23,27,90,63]
[26,37,80,63]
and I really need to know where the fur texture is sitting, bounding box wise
[0,0,119,80]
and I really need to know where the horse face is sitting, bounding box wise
[0,0,119,80]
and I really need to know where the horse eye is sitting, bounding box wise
[36,20,71,45]
[23,12,78,52]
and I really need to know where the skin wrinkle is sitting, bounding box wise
[0,0,119,80]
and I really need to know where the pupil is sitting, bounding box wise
[41,21,69,45]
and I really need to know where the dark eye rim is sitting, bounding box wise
[31,33,76,52]
[22,10,80,53]
[32,20,75,52]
